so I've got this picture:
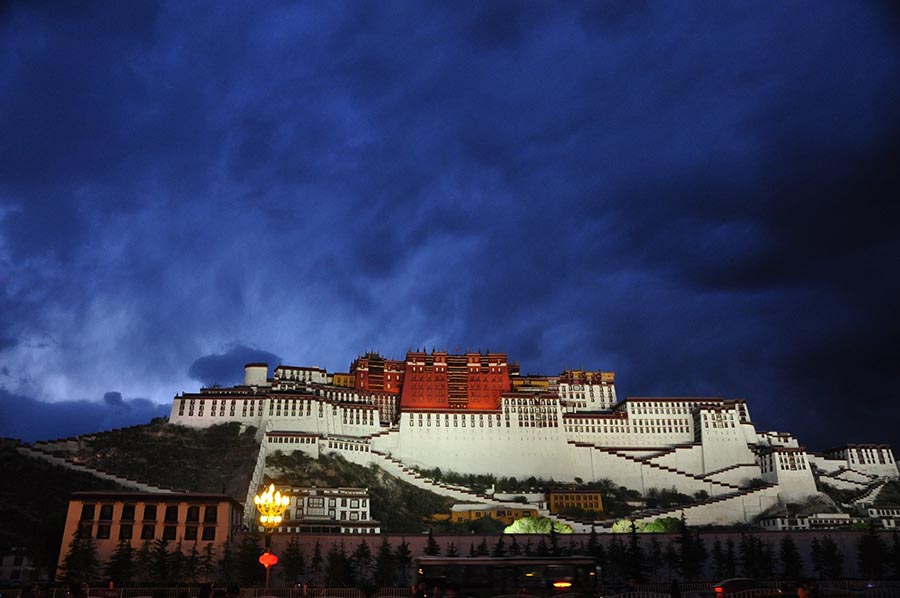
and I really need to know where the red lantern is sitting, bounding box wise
[259,551,279,568]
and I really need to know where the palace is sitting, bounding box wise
[169,349,898,528]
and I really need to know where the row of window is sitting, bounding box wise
[80,503,217,523]
[79,522,217,542]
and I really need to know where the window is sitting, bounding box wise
[122,504,136,521]
[187,506,200,522]
[203,506,217,523]
[99,504,114,520]
[80,504,95,521]
[141,524,155,540]
[165,505,178,522]
[202,527,216,541]
[143,504,157,521]
[119,525,133,541]
[162,526,177,541]
[185,526,198,541]
[97,525,111,540]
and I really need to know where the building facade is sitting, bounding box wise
[57,492,243,574]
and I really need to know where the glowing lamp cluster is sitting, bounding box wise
[254,483,290,529]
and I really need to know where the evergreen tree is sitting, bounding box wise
[235,534,264,586]
[445,542,459,558]
[281,536,306,585]
[424,529,440,556]
[58,526,101,585]
[169,541,186,584]
[663,540,679,581]
[218,541,235,584]
[325,542,353,587]
[858,525,888,579]
[647,536,664,582]
[148,538,170,584]
[508,536,521,557]
[626,523,646,583]
[476,538,489,556]
[587,527,600,559]
[104,540,135,586]
[711,539,727,580]
[675,515,706,581]
[819,536,844,580]
[351,539,373,588]
[535,538,549,557]
[468,543,477,558]
[524,538,534,557]
[199,542,216,583]
[757,540,775,579]
[184,543,200,583]
[724,538,737,579]
[492,536,506,558]
[606,535,627,584]
[311,540,324,585]
[780,535,803,580]
[394,539,413,586]
[549,523,560,556]
[374,538,395,588]
[135,540,153,583]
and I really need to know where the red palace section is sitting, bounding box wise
[349,349,512,410]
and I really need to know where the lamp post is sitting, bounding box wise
[254,483,290,588]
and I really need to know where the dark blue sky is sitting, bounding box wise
[1,2,898,452]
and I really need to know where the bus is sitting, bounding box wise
[413,555,599,598]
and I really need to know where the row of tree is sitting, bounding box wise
[59,524,900,588]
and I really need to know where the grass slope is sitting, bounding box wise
[69,421,259,498]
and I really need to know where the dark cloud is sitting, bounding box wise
[0,389,169,443]
[188,345,281,388]
[0,2,898,453]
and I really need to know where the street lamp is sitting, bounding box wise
[254,483,290,587]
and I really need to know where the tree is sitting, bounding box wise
[171,542,189,584]
[281,536,305,585]
[310,540,324,585]
[374,538,394,588]
[235,534,264,586]
[723,538,737,579]
[890,532,900,579]
[606,535,627,584]
[492,536,506,557]
[476,538,489,556]
[105,540,135,586]
[675,515,706,581]
[711,539,727,580]
[445,542,459,558]
[819,536,844,580]
[647,536,664,582]
[351,539,373,588]
[626,522,647,583]
[394,539,413,586]
[325,542,353,587]
[508,536,521,557]
[148,538,170,584]
[58,526,101,585]
[858,524,888,579]
[199,542,216,582]
[135,540,152,583]
[218,541,235,584]
[424,529,440,556]
[780,535,803,580]
[184,543,200,583]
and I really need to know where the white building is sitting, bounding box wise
[273,486,379,534]
[169,360,899,526]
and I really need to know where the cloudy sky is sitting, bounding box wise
[1,2,898,451]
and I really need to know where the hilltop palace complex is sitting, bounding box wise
[168,349,898,529]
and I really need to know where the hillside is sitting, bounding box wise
[265,450,455,532]
[57,420,260,498]
[0,439,127,580]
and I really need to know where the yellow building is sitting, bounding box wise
[546,490,603,516]
[331,372,355,388]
